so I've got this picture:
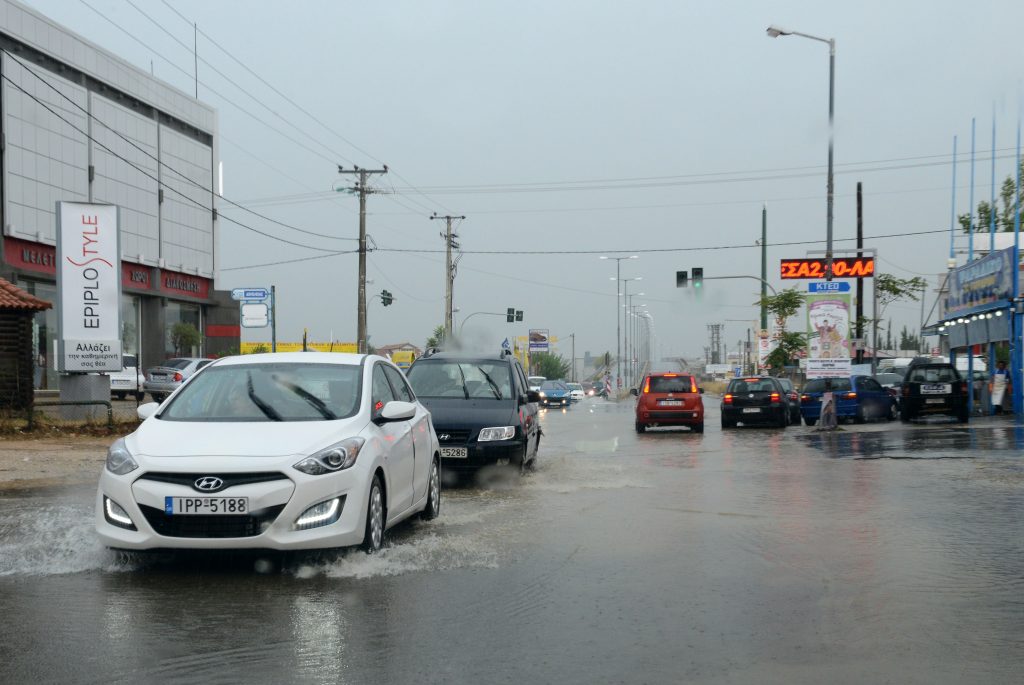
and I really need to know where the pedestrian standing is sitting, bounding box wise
[990,360,1011,414]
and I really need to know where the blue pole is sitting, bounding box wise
[950,135,958,260]
[1014,118,1022,417]
[969,117,976,261]
[991,109,997,251]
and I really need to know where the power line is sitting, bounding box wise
[220,250,358,272]
[4,49,356,244]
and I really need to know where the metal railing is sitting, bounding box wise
[28,400,114,431]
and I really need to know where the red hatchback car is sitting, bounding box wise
[631,373,705,433]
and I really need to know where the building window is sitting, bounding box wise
[165,301,203,358]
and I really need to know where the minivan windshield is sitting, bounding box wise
[159,363,361,422]
[407,360,512,399]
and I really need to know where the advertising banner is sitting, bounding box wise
[943,247,1014,319]
[807,293,851,360]
[529,329,549,352]
[806,358,852,379]
[56,203,121,372]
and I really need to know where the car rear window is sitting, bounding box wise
[161,358,194,370]
[726,378,779,393]
[907,366,960,383]
[802,378,853,393]
[648,376,693,393]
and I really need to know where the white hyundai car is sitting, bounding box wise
[95,352,441,552]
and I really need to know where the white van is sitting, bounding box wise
[109,354,145,400]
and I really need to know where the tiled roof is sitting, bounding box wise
[0,277,52,311]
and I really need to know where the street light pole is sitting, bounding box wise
[767,25,835,280]
[601,255,638,391]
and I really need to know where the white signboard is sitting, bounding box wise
[806,358,852,379]
[704,363,732,375]
[241,302,270,328]
[57,203,121,372]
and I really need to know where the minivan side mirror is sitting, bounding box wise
[629,388,638,396]
[526,390,541,403]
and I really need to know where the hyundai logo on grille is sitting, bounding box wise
[438,433,451,441]
[194,476,224,492]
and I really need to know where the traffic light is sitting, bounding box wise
[515,310,523,322]
[507,307,515,322]
[381,289,393,306]
[676,270,689,288]
[692,268,704,288]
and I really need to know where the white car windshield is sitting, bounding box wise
[159,363,362,422]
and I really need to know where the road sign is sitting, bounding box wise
[501,337,511,350]
[241,302,270,328]
[231,287,269,301]
[808,281,851,293]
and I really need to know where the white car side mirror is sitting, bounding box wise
[377,400,417,423]
[137,402,160,420]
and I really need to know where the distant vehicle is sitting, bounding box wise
[631,372,704,433]
[581,381,597,397]
[96,353,440,553]
[390,350,416,371]
[775,377,802,425]
[900,362,969,423]
[874,372,904,409]
[143,357,214,402]
[799,376,896,426]
[527,376,546,392]
[538,380,571,407]
[566,382,585,402]
[109,354,145,401]
[720,376,788,428]
[406,351,541,474]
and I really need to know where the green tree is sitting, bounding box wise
[959,156,1024,233]
[755,288,807,373]
[425,325,447,350]
[765,331,808,372]
[169,322,201,356]
[531,352,571,380]
[246,343,269,354]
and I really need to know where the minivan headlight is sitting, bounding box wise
[478,426,516,442]
[293,437,365,475]
[105,438,138,475]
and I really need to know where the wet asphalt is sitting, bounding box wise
[1,398,1022,684]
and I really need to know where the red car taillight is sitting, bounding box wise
[643,377,650,394]
[770,392,780,403]
[960,381,968,394]
[724,394,733,404]
[845,392,857,399]
[800,394,810,403]
[173,372,183,382]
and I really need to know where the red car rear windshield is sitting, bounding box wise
[648,376,694,393]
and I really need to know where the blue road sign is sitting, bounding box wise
[501,337,511,350]
[231,287,270,301]
[808,281,851,293]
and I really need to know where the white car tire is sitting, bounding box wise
[363,475,385,554]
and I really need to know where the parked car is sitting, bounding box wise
[720,376,788,428]
[95,353,441,552]
[406,350,540,474]
[109,354,145,401]
[631,372,704,433]
[900,361,969,423]
[874,372,904,410]
[538,380,572,407]
[776,377,802,425]
[566,382,585,402]
[527,376,546,393]
[799,376,896,426]
[144,357,214,401]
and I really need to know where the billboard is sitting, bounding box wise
[943,247,1014,319]
[807,293,852,361]
[56,202,121,372]
[529,329,549,352]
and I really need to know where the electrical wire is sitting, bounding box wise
[220,250,358,272]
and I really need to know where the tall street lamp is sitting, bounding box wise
[600,255,638,388]
[612,275,642,389]
[767,24,835,279]
[624,292,644,385]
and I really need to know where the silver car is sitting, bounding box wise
[143,357,213,401]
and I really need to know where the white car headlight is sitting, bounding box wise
[105,438,139,475]
[478,426,516,442]
[538,391,546,397]
[293,437,365,475]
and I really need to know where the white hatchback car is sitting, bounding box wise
[96,352,441,552]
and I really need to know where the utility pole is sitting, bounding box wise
[338,165,388,353]
[855,182,864,365]
[761,203,768,330]
[431,213,466,339]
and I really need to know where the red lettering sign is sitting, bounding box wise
[779,257,875,280]
[4,237,57,274]
[161,270,210,299]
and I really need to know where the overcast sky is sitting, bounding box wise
[23,0,1024,362]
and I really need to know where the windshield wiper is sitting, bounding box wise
[275,377,338,420]
[247,372,283,421]
[455,364,470,399]
[476,367,503,399]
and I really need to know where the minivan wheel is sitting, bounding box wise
[363,475,385,553]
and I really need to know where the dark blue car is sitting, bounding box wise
[799,375,896,426]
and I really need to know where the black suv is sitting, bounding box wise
[405,351,541,473]
[900,361,969,423]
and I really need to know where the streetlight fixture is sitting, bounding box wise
[612,275,642,388]
[601,255,638,389]
[767,24,835,280]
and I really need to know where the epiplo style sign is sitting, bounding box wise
[56,202,122,373]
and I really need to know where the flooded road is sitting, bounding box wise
[2,399,1022,684]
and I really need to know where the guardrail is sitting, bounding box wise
[28,400,114,431]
